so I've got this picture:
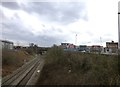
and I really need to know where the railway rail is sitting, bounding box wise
[2,55,44,86]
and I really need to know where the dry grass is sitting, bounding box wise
[36,46,120,85]
[2,49,34,77]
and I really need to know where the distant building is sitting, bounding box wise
[87,46,92,52]
[78,45,87,52]
[106,41,118,53]
[1,40,14,50]
[68,44,76,49]
[60,43,70,49]
[60,43,77,51]
[90,45,103,53]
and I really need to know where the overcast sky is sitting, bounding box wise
[1,0,119,47]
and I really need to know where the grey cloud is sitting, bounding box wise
[2,21,34,41]
[3,25,64,47]
[51,26,63,33]
[3,24,64,46]
[37,25,63,35]
[1,1,88,46]
[1,2,20,10]
[21,2,88,25]
[2,11,66,46]
[1,1,88,25]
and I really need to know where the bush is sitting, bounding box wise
[2,49,33,67]
[37,48,120,85]
[25,48,35,55]
[45,45,65,64]
[2,49,21,66]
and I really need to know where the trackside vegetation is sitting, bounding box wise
[36,46,120,85]
[2,49,34,77]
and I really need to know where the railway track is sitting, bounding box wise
[2,55,44,86]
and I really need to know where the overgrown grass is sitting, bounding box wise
[45,46,65,65]
[36,46,120,85]
[2,49,34,77]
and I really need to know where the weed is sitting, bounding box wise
[36,47,120,85]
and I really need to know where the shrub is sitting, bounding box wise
[45,45,65,65]
[25,48,35,55]
[37,48,120,85]
[2,49,21,66]
[2,49,33,67]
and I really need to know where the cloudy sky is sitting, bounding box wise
[1,0,119,47]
